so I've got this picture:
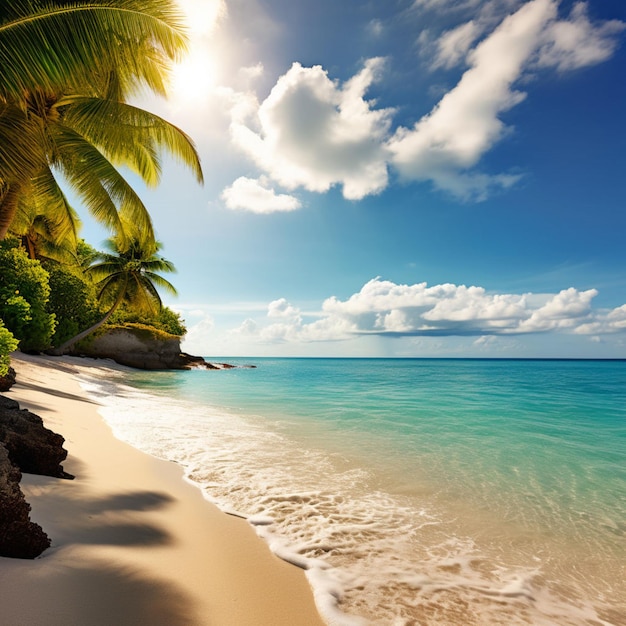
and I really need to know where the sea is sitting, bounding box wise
[77,358,626,626]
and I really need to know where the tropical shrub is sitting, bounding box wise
[0,238,56,351]
[0,320,18,376]
[109,305,187,336]
[43,261,100,346]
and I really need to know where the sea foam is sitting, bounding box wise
[77,361,625,626]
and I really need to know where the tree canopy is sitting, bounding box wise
[0,0,203,242]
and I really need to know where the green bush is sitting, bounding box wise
[43,260,100,346]
[0,238,56,351]
[109,305,187,336]
[0,320,18,376]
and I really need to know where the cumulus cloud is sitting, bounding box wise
[222,0,623,204]
[268,298,302,320]
[180,314,216,355]
[221,176,301,213]
[574,304,626,335]
[225,278,626,346]
[228,57,394,200]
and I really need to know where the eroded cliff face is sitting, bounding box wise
[0,444,51,559]
[0,395,72,559]
[72,327,211,370]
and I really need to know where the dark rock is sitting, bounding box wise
[0,399,73,479]
[72,327,214,370]
[0,395,19,410]
[0,366,16,392]
[0,443,51,558]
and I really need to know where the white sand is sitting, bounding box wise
[0,352,325,626]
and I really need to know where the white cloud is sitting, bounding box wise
[221,176,301,213]
[389,0,558,199]
[535,2,626,71]
[222,278,626,346]
[267,298,302,320]
[220,0,623,205]
[390,0,625,200]
[180,314,216,355]
[574,304,626,335]
[368,19,384,38]
[432,20,482,69]
[238,63,264,83]
[229,57,394,200]
[517,287,597,332]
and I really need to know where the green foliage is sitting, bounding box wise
[53,222,180,354]
[0,319,18,376]
[75,239,99,269]
[117,322,178,341]
[43,260,101,346]
[88,221,178,317]
[0,2,203,242]
[0,238,55,351]
[109,305,186,336]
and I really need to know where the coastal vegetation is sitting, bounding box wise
[53,222,179,354]
[0,0,204,369]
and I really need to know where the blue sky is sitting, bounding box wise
[83,0,626,357]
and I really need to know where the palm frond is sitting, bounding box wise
[0,102,46,183]
[28,167,82,244]
[58,96,203,184]
[142,270,177,295]
[0,0,188,102]
[50,123,154,241]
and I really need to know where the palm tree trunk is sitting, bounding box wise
[49,285,126,355]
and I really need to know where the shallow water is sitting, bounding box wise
[79,358,626,625]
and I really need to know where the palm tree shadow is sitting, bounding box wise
[5,477,202,625]
[3,560,200,626]
[26,475,176,548]
[12,380,99,406]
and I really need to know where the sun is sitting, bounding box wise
[168,0,226,104]
[171,48,217,104]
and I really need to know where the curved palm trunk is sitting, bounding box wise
[49,284,126,355]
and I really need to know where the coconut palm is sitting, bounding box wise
[0,0,203,240]
[9,185,81,262]
[52,223,177,354]
[0,90,203,240]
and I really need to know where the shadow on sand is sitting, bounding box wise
[0,472,202,626]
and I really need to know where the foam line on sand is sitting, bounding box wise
[0,352,325,626]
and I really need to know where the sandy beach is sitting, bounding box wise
[0,352,325,626]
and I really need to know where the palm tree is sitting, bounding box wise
[0,0,203,240]
[52,223,178,354]
[0,90,203,240]
[9,187,81,262]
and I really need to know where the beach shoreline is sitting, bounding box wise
[0,352,325,626]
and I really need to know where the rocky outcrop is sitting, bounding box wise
[72,326,217,371]
[0,366,16,392]
[0,395,73,479]
[0,395,72,558]
[0,443,51,558]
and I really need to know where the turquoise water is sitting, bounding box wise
[81,358,626,625]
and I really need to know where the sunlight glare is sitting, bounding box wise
[170,0,226,104]
[177,0,225,35]
[172,48,217,104]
